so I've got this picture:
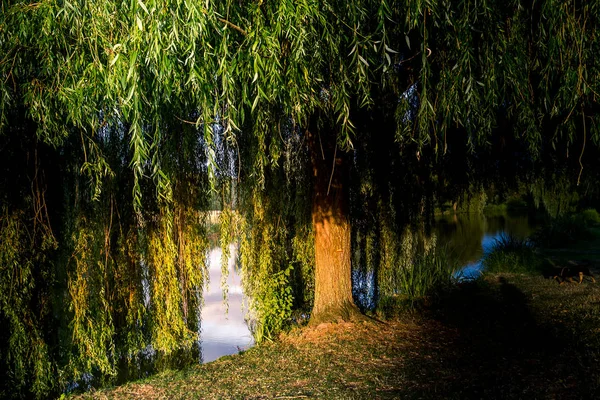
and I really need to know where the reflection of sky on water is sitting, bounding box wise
[455,232,509,280]
[457,260,483,280]
[481,232,502,255]
[450,213,536,280]
[201,245,254,363]
[353,268,376,310]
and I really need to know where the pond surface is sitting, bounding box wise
[434,212,538,279]
[201,245,254,363]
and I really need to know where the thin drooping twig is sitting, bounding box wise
[200,9,248,36]
[235,138,241,184]
[577,109,586,186]
[327,144,337,196]
[175,116,201,125]
[216,16,248,36]
[317,131,325,161]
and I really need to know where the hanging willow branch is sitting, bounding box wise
[578,109,586,186]
[214,15,247,36]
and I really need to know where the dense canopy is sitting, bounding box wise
[1,0,599,397]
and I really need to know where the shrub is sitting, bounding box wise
[579,209,600,226]
[483,234,543,274]
[531,215,592,248]
[506,197,528,212]
[377,247,457,315]
[483,203,507,216]
[247,267,294,343]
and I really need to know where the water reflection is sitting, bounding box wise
[435,212,537,278]
[201,245,254,363]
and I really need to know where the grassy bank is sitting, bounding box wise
[70,214,600,399]
[75,269,600,399]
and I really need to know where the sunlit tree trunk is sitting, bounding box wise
[309,129,360,324]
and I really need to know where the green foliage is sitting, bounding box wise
[235,123,314,341]
[483,234,543,274]
[249,267,294,343]
[146,220,193,353]
[483,203,508,216]
[68,219,116,379]
[580,208,600,226]
[236,177,309,341]
[531,214,593,248]
[506,197,529,212]
[0,208,57,398]
[531,175,580,218]
[112,228,147,361]
[484,187,532,216]
[3,0,598,204]
[455,186,488,214]
[291,227,316,309]
[240,216,295,343]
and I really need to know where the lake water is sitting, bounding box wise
[434,212,538,279]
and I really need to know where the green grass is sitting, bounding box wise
[376,248,458,317]
[399,249,457,299]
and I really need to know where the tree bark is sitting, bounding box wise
[309,129,361,324]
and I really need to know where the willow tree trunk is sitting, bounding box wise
[309,130,361,324]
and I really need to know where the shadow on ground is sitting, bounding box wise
[382,275,600,399]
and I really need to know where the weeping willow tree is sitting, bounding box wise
[1,0,600,397]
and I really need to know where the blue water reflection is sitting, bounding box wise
[437,213,537,280]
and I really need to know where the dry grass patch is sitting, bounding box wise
[83,383,166,400]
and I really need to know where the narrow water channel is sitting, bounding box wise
[201,245,254,363]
